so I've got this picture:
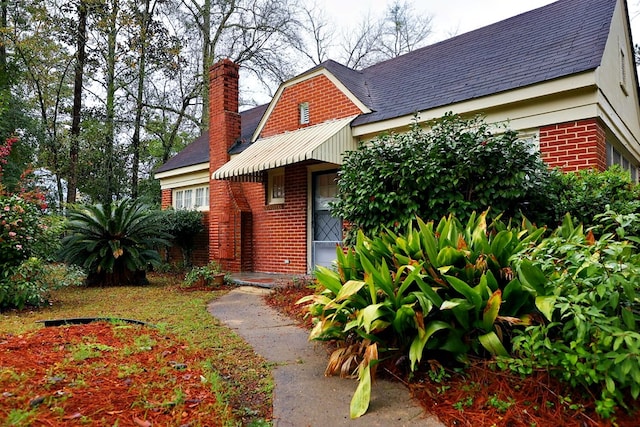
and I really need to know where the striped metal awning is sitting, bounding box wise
[212,116,358,181]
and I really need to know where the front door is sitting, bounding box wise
[312,171,341,269]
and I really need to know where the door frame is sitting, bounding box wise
[306,164,341,273]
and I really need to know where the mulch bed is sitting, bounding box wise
[265,283,639,427]
[0,322,230,426]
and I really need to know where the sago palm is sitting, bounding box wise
[60,199,169,286]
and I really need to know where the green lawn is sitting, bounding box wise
[0,274,273,425]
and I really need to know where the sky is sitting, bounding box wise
[243,0,640,104]
[322,0,640,44]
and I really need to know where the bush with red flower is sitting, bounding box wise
[0,136,74,310]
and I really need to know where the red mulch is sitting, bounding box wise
[264,284,640,427]
[0,322,230,426]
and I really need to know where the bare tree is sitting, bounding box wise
[379,0,432,59]
[296,0,433,70]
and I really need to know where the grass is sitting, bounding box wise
[0,273,273,426]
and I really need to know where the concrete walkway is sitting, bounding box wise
[207,286,443,427]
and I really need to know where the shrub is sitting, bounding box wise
[160,209,204,268]
[299,211,546,417]
[0,194,47,270]
[545,166,640,231]
[332,113,551,243]
[505,212,640,418]
[182,260,225,288]
[60,199,170,286]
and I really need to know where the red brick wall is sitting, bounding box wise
[261,74,362,138]
[539,118,607,172]
[239,163,310,274]
[161,189,172,209]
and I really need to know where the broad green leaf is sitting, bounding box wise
[622,307,636,330]
[478,331,509,357]
[443,275,482,309]
[417,217,439,266]
[409,321,450,371]
[414,275,444,306]
[490,230,513,265]
[336,280,366,302]
[315,266,343,295]
[392,305,416,333]
[358,303,387,333]
[605,377,616,395]
[518,260,548,295]
[440,300,462,310]
[436,247,464,267]
[350,363,372,418]
[482,289,502,331]
[535,295,556,322]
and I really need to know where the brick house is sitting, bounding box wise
[156,0,640,274]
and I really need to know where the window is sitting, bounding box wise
[173,185,209,210]
[183,189,193,209]
[268,168,285,204]
[195,187,209,208]
[606,142,638,182]
[299,102,309,125]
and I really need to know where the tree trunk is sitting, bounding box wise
[68,0,87,204]
[103,0,118,204]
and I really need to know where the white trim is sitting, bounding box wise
[155,162,208,180]
[351,72,597,138]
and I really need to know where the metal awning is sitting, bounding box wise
[212,115,358,181]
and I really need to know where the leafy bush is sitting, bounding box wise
[0,258,48,309]
[183,260,225,288]
[0,194,46,270]
[160,208,204,267]
[332,113,551,243]
[299,211,546,417]
[505,212,640,418]
[60,199,170,286]
[544,166,640,231]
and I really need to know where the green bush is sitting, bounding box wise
[0,194,45,270]
[300,211,546,417]
[60,199,170,286]
[160,208,204,268]
[332,113,551,243]
[545,166,640,232]
[505,212,640,418]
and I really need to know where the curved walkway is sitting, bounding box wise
[207,286,443,427]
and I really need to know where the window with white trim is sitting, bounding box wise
[267,168,285,204]
[606,142,638,182]
[173,185,209,210]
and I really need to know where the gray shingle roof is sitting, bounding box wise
[155,104,268,173]
[347,0,615,126]
[159,0,619,174]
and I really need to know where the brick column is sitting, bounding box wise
[539,118,607,172]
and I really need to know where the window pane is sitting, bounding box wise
[272,174,284,199]
[175,190,183,209]
[195,188,204,207]
[184,189,193,209]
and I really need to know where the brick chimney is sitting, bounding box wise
[208,59,252,271]
[209,59,240,168]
